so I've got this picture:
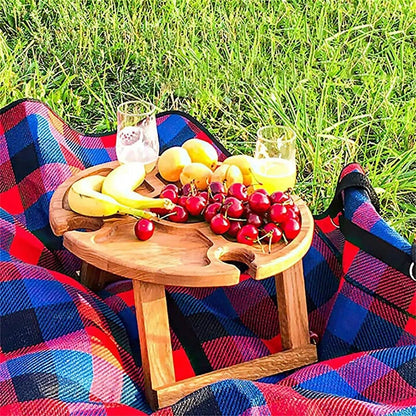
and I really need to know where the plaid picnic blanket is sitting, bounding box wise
[1,99,415,415]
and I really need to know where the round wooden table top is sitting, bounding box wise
[50,161,314,287]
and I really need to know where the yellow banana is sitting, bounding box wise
[101,163,174,210]
[68,175,156,219]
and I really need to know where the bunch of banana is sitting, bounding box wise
[101,163,172,209]
[67,163,174,219]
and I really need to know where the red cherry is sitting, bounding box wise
[237,224,259,246]
[199,191,209,203]
[204,202,222,223]
[247,212,264,228]
[262,223,282,243]
[185,195,207,216]
[150,207,169,216]
[222,196,244,218]
[160,188,178,204]
[168,205,189,223]
[254,188,269,195]
[228,221,243,237]
[163,184,179,194]
[181,183,193,196]
[289,204,300,217]
[227,183,248,201]
[134,218,155,241]
[270,191,290,204]
[286,207,300,221]
[177,194,188,208]
[248,191,271,214]
[212,193,226,204]
[242,203,252,217]
[208,181,226,195]
[283,218,301,240]
[269,204,288,224]
[210,214,230,234]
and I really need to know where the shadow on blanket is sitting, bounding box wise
[1,99,415,415]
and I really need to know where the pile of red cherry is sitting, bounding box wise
[134,181,302,249]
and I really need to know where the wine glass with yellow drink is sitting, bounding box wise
[252,125,297,194]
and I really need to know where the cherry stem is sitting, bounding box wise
[190,180,197,196]
[132,214,156,222]
[257,231,273,242]
[256,236,265,253]
[247,168,263,188]
[223,202,233,219]
[160,212,176,220]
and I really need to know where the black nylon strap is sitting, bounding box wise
[339,215,415,281]
[165,292,213,375]
[412,243,416,263]
[315,171,380,220]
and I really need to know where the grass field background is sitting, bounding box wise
[0,0,415,241]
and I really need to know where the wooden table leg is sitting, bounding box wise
[80,261,120,291]
[132,280,175,410]
[131,262,316,410]
[275,260,310,349]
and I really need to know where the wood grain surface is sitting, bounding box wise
[154,344,317,409]
[50,162,314,287]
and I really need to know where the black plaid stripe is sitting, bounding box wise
[12,373,59,402]
[10,143,40,185]
[1,308,44,352]
[187,312,229,343]
[172,385,222,415]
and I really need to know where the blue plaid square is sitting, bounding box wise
[326,293,368,344]
[298,370,359,398]
[158,115,196,150]
[4,117,32,158]
[0,280,32,314]
[24,279,72,307]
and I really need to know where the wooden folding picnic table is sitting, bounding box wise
[50,161,317,410]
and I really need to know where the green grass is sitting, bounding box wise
[1,0,415,241]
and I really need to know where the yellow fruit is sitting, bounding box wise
[180,163,213,190]
[102,163,174,210]
[211,164,243,187]
[225,165,244,185]
[210,164,229,183]
[68,175,157,219]
[158,147,192,182]
[222,155,256,186]
[182,139,218,170]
